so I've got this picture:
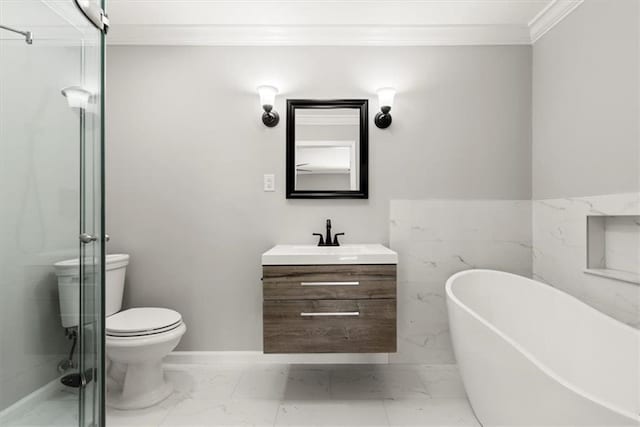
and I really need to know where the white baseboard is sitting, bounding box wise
[0,377,68,424]
[164,351,390,365]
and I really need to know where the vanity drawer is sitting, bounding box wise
[263,299,397,353]
[263,264,396,300]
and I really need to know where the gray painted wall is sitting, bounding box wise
[106,46,532,351]
[532,0,640,199]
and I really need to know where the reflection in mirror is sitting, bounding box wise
[287,100,368,199]
[295,109,360,192]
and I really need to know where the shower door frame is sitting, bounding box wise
[76,0,108,425]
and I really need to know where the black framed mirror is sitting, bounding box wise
[286,99,369,199]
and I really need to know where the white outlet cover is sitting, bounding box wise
[264,174,275,192]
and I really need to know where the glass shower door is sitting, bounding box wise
[0,0,106,426]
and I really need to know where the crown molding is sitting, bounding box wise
[528,0,584,43]
[106,24,532,46]
[103,0,586,46]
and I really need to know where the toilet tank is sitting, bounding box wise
[55,254,130,328]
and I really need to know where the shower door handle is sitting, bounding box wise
[79,233,97,244]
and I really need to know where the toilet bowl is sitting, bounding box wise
[106,307,186,409]
[55,254,186,410]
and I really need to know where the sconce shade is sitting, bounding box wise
[258,85,280,127]
[61,86,92,110]
[376,87,396,109]
[258,85,278,108]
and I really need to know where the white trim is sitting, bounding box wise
[0,377,67,424]
[104,0,588,46]
[107,24,532,46]
[164,351,390,365]
[529,0,584,43]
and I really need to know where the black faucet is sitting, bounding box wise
[325,219,332,244]
[313,219,344,246]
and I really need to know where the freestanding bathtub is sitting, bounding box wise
[446,269,640,426]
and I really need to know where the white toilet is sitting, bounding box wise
[55,254,187,410]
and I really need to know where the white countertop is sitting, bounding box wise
[261,244,398,265]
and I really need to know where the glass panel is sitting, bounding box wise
[0,1,104,426]
[78,5,105,423]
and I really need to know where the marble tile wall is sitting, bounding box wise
[532,192,640,328]
[603,216,640,274]
[389,200,532,364]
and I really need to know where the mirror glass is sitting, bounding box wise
[294,109,360,192]
[286,100,368,199]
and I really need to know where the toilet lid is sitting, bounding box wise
[106,307,182,337]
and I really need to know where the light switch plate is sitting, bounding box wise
[263,174,275,192]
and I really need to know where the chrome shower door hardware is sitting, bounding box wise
[0,24,32,44]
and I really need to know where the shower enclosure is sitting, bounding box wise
[0,1,106,426]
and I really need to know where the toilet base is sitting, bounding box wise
[106,359,173,410]
[105,322,186,410]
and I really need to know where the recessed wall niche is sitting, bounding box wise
[586,215,640,285]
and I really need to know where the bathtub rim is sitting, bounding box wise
[445,269,640,423]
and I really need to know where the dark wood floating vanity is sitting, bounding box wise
[261,245,398,354]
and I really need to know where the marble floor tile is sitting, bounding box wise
[232,364,291,400]
[164,363,246,401]
[160,398,280,427]
[417,365,467,398]
[282,365,331,401]
[384,398,480,427]
[7,363,478,427]
[329,365,429,400]
[275,400,389,427]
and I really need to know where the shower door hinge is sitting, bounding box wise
[100,11,110,34]
[73,0,110,34]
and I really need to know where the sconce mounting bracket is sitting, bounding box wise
[262,111,280,127]
[374,112,392,129]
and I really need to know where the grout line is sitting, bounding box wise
[156,405,172,427]
[381,398,393,426]
[272,401,282,427]
[413,364,435,400]
[228,366,246,399]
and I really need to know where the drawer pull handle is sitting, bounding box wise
[300,311,360,317]
[300,281,360,286]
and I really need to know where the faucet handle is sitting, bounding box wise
[313,233,325,246]
[333,233,344,246]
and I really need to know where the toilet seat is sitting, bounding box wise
[107,307,182,337]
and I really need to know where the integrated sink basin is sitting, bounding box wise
[261,244,398,265]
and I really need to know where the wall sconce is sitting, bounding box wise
[61,86,92,110]
[374,87,396,129]
[257,85,280,127]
